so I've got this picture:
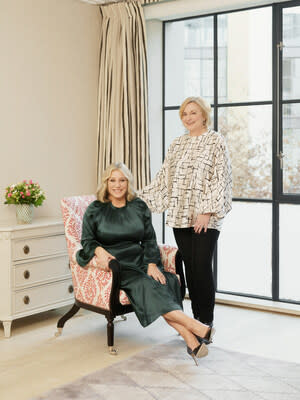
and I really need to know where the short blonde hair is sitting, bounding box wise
[97,162,136,203]
[179,97,212,128]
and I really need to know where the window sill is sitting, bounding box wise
[215,293,300,316]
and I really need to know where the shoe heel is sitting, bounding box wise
[187,342,208,365]
[187,346,199,366]
[189,351,198,366]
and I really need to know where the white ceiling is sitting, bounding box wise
[143,0,291,20]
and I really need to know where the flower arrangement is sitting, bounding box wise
[4,180,46,207]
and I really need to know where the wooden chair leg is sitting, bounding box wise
[106,316,117,355]
[55,303,80,336]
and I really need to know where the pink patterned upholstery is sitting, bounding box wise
[61,195,179,311]
[159,245,176,275]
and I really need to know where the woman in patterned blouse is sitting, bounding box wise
[139,96,232,332]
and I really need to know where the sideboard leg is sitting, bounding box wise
[3,321,12,338]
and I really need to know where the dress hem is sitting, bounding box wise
[139,305,183,328]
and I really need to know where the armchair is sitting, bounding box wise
[56,195,185,354]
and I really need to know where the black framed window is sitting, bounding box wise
[162,0,300,305]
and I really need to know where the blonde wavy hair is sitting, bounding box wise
[97,162,136,203]
[179,96,212,128]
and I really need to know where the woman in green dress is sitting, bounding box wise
[76,162,214,365]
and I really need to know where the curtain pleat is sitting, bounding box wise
[96,0,150,190]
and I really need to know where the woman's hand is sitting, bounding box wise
[147,263,166,285]
[94,246,115,271]
[194,213,211,234]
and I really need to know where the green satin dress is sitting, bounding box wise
[76,197,182,327]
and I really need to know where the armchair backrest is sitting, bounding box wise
[61,195,96,262]
[60,194,130,309]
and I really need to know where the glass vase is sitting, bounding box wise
[15,204,34,224]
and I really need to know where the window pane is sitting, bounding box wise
[165,17,214,107]
[283,6,300,100]
[218,8,272,103]
[282,103,300,194]
[164,109,184,153]
[279,204,300,301]
[218,105,272,199]
[218,202,272,297]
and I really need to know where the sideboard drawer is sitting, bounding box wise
[14,279,74,314]
[12,235,67,260]
[14,255,70,288]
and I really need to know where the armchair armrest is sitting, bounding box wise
[159,244,186,300]
[108,259,124,313]
[70,248,130,311]
[71,245,100,268]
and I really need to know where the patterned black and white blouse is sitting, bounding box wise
[138,129,232,231]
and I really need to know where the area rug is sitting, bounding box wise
[33,339,300,400]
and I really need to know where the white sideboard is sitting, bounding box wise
[0,217,74,337]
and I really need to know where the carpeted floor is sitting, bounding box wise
[32,339,300,400]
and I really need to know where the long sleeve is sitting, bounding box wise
[197,137,232,219]
[138,142,175,213]
[76,204,102,267]
[141,203,161,267]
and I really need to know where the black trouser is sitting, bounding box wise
[173,227,220,324]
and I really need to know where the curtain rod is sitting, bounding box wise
[80,0,129,5]
[80,0,170,6]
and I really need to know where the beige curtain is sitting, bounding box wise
[97,0,150,190]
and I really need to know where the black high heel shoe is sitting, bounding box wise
[187,342,208,366]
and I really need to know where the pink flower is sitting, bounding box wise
[23,180,27,183]
[20,191,24,195]
[22,195,25,198]
[26,191,31,196]
[7,193,12,197]
[29,180,33,184]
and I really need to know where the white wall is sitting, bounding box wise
[0,0,100,221]
[146,19,163,242]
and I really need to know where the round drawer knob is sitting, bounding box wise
[23,270,30,279]
[23,245,30,255]
[23,296,30,305]
[68,285,74,294]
